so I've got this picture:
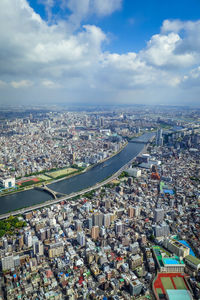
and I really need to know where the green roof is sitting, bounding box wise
[185,255,200,266]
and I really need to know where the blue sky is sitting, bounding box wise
[0,0,200,106]
[28,0,200,53]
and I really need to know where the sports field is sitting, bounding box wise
[153,273,189,300]
[46,167,78,179]
[38,174,52,181]
[161,277,174,290]
[173,277,187,289]
[17,177,40,186]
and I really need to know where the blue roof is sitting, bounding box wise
[163,189,174,195]
[166,289,192,300]
[163,258,179,265]
[178,240,196,257]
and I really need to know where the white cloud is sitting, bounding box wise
[10,80,33,88]
[65,0,122,29]
[41,79,61,88]
[141,32,195,68]
[92,0,122,16]
[0,0,200,105]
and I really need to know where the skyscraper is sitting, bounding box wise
[156,128,163,146]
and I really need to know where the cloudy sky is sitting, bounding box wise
[1,0,200,106]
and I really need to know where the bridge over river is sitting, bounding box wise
[0,132,155,218]
[34,185,66,199]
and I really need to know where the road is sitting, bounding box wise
[0,144,148,220]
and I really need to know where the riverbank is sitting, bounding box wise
[0,141,128,198]
[0,141,150,219]
[0,133,154,216]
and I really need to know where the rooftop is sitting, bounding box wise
[166,289,193,300]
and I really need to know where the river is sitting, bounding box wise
[0,132,154,215]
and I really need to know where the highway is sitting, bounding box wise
[0,143,149,220]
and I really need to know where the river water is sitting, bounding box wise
[0,133,154,215]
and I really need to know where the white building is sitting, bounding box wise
[24,232,33,248]
[0,177,15,189]
[127,168,141,177]
[1,255,14,271]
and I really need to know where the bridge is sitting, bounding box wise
[129,140,148,144]
[0,142,150,220]
[129,135,155,144]
[34,185,66,199]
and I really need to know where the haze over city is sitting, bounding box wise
[0,0,200,106]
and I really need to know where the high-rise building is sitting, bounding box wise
[133,206,140,217]
[77,232,86,246]
[156,128,163,146]
[100,117,104,127]
[48,242,64,258]
[24,231,32,248]
[19,235,24,249]
[91,226,99,240]
[100,226,106,237]
[3,238,8,250]
[33,239,44,256]
[128,206,134,218]
[75,220,82,231]
[1,255,14,271]
[103,214,111,227]
[105,200,111,209]
[127,177,133,186]
[92,213,103,227]
[154,208,164,223]
[46,228,51,239]
[152,223,170,238]
[86,217,93,229]
[115,221,124,236]
[39,228,46,241]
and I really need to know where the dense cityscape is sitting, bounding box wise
[0,106,199,299]
[1,0,200,298]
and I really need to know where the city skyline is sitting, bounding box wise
[1,0,200,106]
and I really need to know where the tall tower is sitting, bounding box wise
[156,128,163,146]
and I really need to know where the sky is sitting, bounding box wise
[1,0,200,107]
